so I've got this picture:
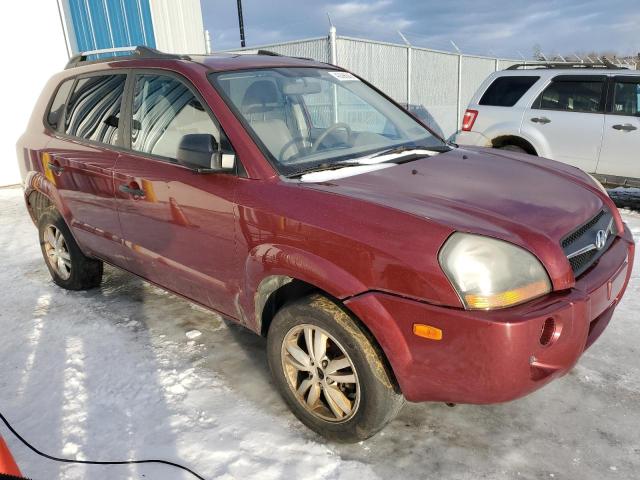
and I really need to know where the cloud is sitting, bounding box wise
[202,0,640,58]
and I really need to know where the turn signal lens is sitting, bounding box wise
[464,280,551,310]
[413,324,443,341]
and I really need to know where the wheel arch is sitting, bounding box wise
[258,277,402,393]
[491,135,538,155]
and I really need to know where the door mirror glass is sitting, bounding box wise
[177,134,235,172]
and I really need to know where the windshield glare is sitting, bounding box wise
[210,68,445,176]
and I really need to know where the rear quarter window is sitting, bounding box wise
[46,79,74,130]
[64,74,127,146]
[479,76,540,107]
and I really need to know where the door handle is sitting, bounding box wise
[119,184,145,197]
[612,123,637,132]
[47,161,64,174]
[531,117,551,124]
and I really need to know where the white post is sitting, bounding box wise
[457,53,463,131]
[329,23,339,123]
[329,24,337,65]
[398,31,411,106]
[204,30,212,54]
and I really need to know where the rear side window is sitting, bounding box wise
[46,79,74,130]
[64,74,126,145]
[534,77,605,113]
[479,76,539,107]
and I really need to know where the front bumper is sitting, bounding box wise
[344,225,635,404]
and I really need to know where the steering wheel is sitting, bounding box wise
[278,136,312,163]
[309,123,353,154]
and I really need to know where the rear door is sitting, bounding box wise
[521,75,606,172]
[113,70,239,316]
[596,75,640,181]
[45,72,128,264]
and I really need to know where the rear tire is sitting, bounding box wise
[38,207,103,290]
[498,144,527,154]
[267,294,404,442]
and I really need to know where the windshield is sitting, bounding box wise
[209,68,446,176]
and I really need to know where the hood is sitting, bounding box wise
[302,147,607,289]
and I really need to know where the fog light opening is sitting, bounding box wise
[539,317,557,346]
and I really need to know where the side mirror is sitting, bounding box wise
[176,134,235,173]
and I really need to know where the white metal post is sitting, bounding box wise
[329,24,339,123]
[398,31,411,107]
[456,53,463,131]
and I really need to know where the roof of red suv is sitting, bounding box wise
[189,53,333,72]
[66,46,333,73]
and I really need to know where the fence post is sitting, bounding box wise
[329,25,339,122]
[329,25,337,65]
[398,32,411,106]
[456,53,462,131]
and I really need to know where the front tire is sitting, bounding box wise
[267,294,404,442]
[38,207,103,290]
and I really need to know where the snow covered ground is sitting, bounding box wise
[0,185,639,480]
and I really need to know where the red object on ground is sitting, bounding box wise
[0,435,21,477]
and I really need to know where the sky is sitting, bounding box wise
[201,0,639,59]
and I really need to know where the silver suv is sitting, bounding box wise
[455,63,640,188]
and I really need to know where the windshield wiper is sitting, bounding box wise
[286,160,364,178]
[372,144,451,158]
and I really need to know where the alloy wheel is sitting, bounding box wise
[43,225,71,280]
[281,324,360,422]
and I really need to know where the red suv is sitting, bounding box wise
[17,47,634,442]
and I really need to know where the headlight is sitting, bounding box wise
[587,173,609,196]
[438,233,551,310]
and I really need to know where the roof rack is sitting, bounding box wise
[506,61,627,70]
[65,45,190,69]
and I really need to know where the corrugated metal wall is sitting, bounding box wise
[227,36,521,138]
[65,0,156,52]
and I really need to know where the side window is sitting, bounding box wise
[612,79,640,116]
[64,74,126,145]
[131,74,221,159]
[534,78,604,113]
[46,79,74,130]
[479,76,539,107]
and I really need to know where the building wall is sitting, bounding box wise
[63,0,156,53]
[61,0,205,55]
[0,0,69,187]
[150,0,206,54]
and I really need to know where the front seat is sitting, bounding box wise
[241,80,299,162]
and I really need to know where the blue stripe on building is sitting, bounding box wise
[67,0,156,54]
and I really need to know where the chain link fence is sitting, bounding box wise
[225,32,520,138]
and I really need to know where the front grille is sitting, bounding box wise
[561,209,616,278]
[568,249,598,273]
[562,210,605,249]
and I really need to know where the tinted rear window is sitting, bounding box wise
[46,79,74,130]
[479,76,539,107]
[64,74,126,145]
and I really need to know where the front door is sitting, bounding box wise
[46,73,128,264]
[596,76,640,181]
[521,75,606,173]
[113,71,239,316]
